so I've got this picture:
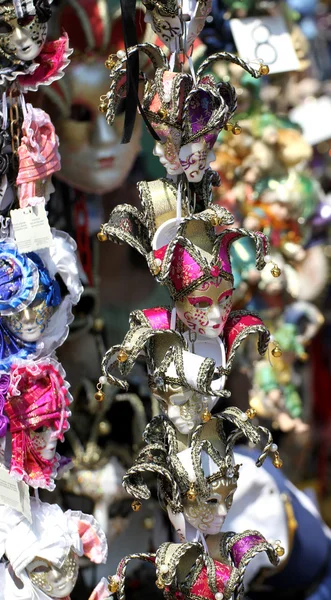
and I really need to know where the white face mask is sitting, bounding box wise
[54,61,141,194]
[0,9,47,63]
[27,550,79,598]
[144,9,181,53]
[179,142,215,183]
[30,426,58,461]
[153,141,183,176]
[183,479,237,535]
[4,298,54,342]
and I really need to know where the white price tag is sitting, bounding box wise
[0,467,31,522]
[10,203,53,253]
[230,15,300,74]
[289,96,331,146]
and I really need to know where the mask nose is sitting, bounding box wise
[20,308,35,324]
[216,503,227,518]
[90,114,118,148]
[153,142,163,157]
[50,566,62,584]
[13,26,28,44]
[208,304,222,320]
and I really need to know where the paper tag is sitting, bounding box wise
[10,203,53,253]
[230,15,300,74]
[0,467,31,522]
[289,96,331,146]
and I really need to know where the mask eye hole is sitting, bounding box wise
[0,21,13,34]
[70,103,93,122]
[33,426,47,434]
[17,15,34,27]
[206,498,218,505]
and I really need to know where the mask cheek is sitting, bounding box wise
[4,315,22,334]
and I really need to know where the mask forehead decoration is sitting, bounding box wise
[3,358,72,490]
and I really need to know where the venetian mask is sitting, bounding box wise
[4,292,54,342]
[144,9,181,53]
[0,5,47,63]
[183,477,237,535]
[175,278,234,337]
[153,139,183,176]
[179,142,216,183]
[153,385,208,434]
[30,425,58,461]
[27,549,79,598]
[53,60,141,194]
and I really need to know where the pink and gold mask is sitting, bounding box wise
[175,278,234,337]
[5,360,71,490]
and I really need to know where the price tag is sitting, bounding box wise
[10,203,53,253]
[230,15,300,74]
[0,467,31,522]
[289,96,331,146]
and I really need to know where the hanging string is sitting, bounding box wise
[176,177,182,221]
[1,92,7,129]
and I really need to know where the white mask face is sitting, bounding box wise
[0,8,47,62]
[27,550,79,598]
[153,141,183,176]
[30,426,58,461]
[54,61,141,194]
[152,384,216,434]
[179,142,215,183]
[183,479,237,534]
[175,279,234,338]
[4,297,54,342]
[144,9,181,53]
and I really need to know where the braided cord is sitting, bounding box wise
[197,51,263,81]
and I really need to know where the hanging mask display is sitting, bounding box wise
[0,498,107,600]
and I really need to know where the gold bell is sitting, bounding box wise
[224,122,233,132]
[94,390,105,402]
[155,578,165,590]
[131,500,142,512]
[273,451,283,469]
[211,215,219,227]
[97,231,107,242]
[152,264,161,275]
[232,123,242,135]
[275,544,285,557]
[272,345,282,358]
[108,576,120,593]
[259,63,270,76]
[201,408,211,423]
[157,107,168,119]
[118,349,129,363]
[105,55,118,69]
[246,408,256,420]
[271,264,281,278]
[187,483,197,502]
[98,102,108,113]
